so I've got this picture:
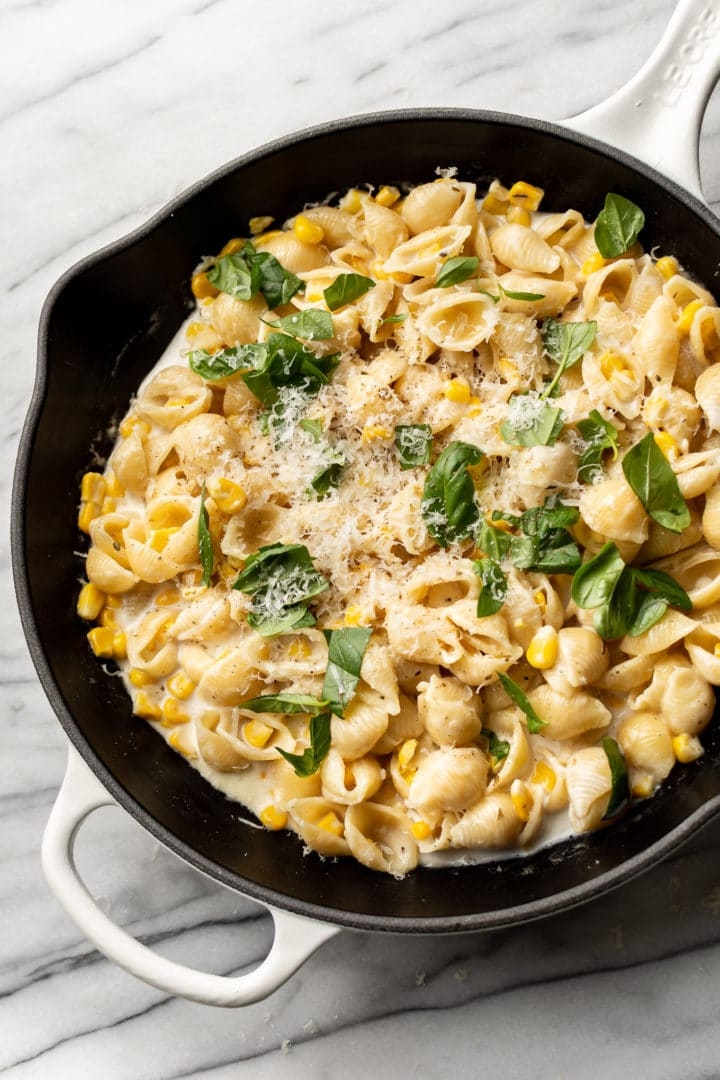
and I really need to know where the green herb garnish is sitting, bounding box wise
[277,712,332,777]
[478,283,546,302]
[508,497,581,575]
[482,727,511,765]
[322,626,373,717]
[207,243,303,308]
[421,441,483,547]
[475,518,511,561]
[241,693,328,714]
[381,313,409,326]
[474,557,508,617]
[436,256,479,288]
[541,319,597,398]
[188,346,251,381]
[594,194,645,259]
[264,309,334,341]
[500,394,564,448]
[240,333,340,410]
[394,424,433,470]
[232,542,329,636]
[197,480,213,587]
[299,418,323,442]
[621,432,690,533]
[602,737,630,819]
[498,673,547,733]
[576,410,619,483]
[309,457,345,500]
[324,273,375,311]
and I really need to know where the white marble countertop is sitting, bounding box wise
[3,1,720,1076]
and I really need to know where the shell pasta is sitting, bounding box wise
[77,176,720,876]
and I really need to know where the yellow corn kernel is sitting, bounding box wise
[467,397,482,418]
[645,396,669,425]
[411,820,432,841]
[105,470,123,498]
[260,805,288,831]
[207,476,247,514]
[677,298,703,334]
[112,631,127,660]
[77,583,106,621]
[531,760,556,793]
[339,188,364,213]
[362,424,392,442]
[168,728,197,758]
[253,229,283,245]
[249,215,274,235]
[317,811,344,836]
[161,696,190,727]
[219,237,245,257]
[655,255,678,280]
[77,501,100,534]
[99,607,118,629]
[508,181,544,211]
[600,352,626,380]
[87,626,115,658]
[526,625,559,670]
[134,691,162,721]
[510,779,534,822]
[654,430,679,459]
[533,589,547,613]
[443,379,471,404]
[119,415,151,439]
[129,668,153,688]
[344,605,364,626]
[293,214,324,245]
[191,270,219,300]
[506,205,532,226]
[497,358,519,381]
[714,642,720,658]
[287,636,311,659]
[370,258,390,281]
[582,252,607,276]
[155,587,180,607]
[482,192,508,216]
[244,720,273,748]
[149,527,180,553]
[398,739,418,770]
[672,733,703,764]
[375,184,401,208]
[186,321,207,339]
[81,472,107,503]
[632,773,654,799]
[167,672,196,700]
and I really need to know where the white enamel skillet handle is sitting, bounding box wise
[41,0,720,1010]
[42,745,338,1007]
[564,0,720,202]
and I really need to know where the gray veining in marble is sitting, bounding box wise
[2,0,720,1076]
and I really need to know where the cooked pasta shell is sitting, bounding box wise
[640,509,703,561]
[581,350,642,419]
[620,609,697,655]
[579,474,649,544]
[332,685,390,760]
[685,623,720,684]
[490,718,530,790]
[401,181,465,234]
[383,224,471,278]
[255,231,329,274]
[417,674,483,746]
[321,750,385,805]
[689,305,720,367]
[566,747,612,832]
[195,710,249,772]
[526,683,611,740]
[651,545,720,608]
[642,386,700,452]
[497,273,577,317]
[137,366,212,430]
[210,292,266,346]
[449,792,523,849]
[662,273,716,311]
[596,654,654,693]
[618,710,674,783]
[171,594,231,641]
[269,758,322,807]
[126,608,178,677]
[197,637,268,706]
[85,546,138,594]
[178,642,214,684]
[543,628,609,694]
[633,657,714,735]
[490,224,560,274]
[362,200,409,259]
[694,363,720,433]
[703,482,720,550]
[673,447,720,499]
[583,259,637,316]
[632,296,679,385]
[509,443,578,511]
[344,803,418,875]
[124,530,181,585]
[535,209,585,249]
[624,258,664,317]
[110,426,148,493]
[220,709,296,762]
[407,747,488,814]
[417,289,500,351]
[301,205,355,248]
[288,797,350,857]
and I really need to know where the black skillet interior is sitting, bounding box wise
[14,111,720,932]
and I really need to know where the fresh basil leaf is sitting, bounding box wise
[622,432,690,533]
[241,693,328,714]
[576,410,619,483]
[232,543,329,637]
[265,309,334,341]
[477,288,501,304]
[501,287,546,301]
[300,418,323,442]
[189,346,256,381]
[592,566,636,640]
[511,535,581,575]
[475,518,511,561]
[474,557,508,617]
[207,252,260,301]
[628,591,669,637]
[250,248,304,309]
[240,333,340,409]
[436,256,479,288]
[594,193,645,259]
[521,498,580,536]
[394,424,433,470]
[381,313,408,325]
[324,273,375,311]
[541,319,597,398]
[197,480,213,588]
[630,567,692,611]
[500,394,564,447]
[322,626,373,716]
[277,711,332,777]
[421,441,483,547]
[482,727,510,765]
[571,542,627,609]
[602,736,630,819]
[309,460,344,500]
[497,673,546,734]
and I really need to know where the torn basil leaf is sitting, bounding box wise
[324,273,375,311]
[602,737,630,819]
[241,693,328,714]
[594,193,645,259]
[576,410,619,483]
[500,394,564,448]
[621,432,690,534]
[189,346,253,381]
[508,497,581,575]
[475,518,511,561]
[207,252,259,301]
[479,284,546,302]
[232,542,329,636]
[421,440,483,547]
[309,458,344,499]
[299,418,323,442]
[250,248,304,309]
[541,319,597,398]
[473,557,508,617]
[436,256,479,288]
[197,480,213,588]
[482,727,510,765]
[498,673,547,733]
[264,309,334,341]
[240,333,340,410]
[207,243,303,309]
[277,712,332,777]
[381,313,408,325]
[394,424,433,470]
[322,626,373,716]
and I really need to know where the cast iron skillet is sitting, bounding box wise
[11,1,720,1005]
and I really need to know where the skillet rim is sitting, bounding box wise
[12,106,720,933]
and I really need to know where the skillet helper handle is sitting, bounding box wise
[42,745,339,1007]
[564,0,720,202]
